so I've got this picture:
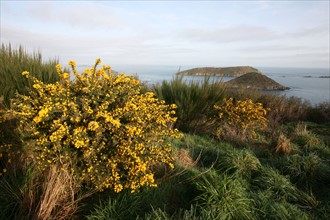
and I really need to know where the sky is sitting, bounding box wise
[1,0,329,69]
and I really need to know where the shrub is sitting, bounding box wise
[225,87,262,102]
[306,102,330,123]
[257,94,310,125]
[5,59,181,193]
[0,43,65,107]
[153,76,226,134]
[214,98,268,140]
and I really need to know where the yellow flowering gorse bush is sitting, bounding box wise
[214,98,268,139]
[6,59,181,192]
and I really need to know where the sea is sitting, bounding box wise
[76,65,330,105]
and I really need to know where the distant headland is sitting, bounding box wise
[176,66,261,77]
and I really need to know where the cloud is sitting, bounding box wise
[178,25,277,43]
[27,1,123,30]
[1,23,198,65]
[287,25,329,38]
[1,1,328,68]
[239,44,325,53]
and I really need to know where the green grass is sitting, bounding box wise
[0,44,64,107]
[80,132,329,219]
[195,170,254,220]
[0,162,39,220]
[153,76,226,134]
[1,130,329,219]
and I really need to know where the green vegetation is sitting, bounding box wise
[177,66,260,77]
[153,76,226,134]
[0,44,329,219]
[6,60,180,193]
[0,44,67,107]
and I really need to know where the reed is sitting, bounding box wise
[153,76,226,134]
[0,43,62,107]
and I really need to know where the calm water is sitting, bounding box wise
[77,65,330,105]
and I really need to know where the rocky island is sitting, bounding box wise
[177,66,261,77]
[225,72,290,91]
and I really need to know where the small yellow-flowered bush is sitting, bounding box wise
[214,98,269,139]
[5,59,181,192]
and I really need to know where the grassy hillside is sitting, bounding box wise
[0,47,329,219]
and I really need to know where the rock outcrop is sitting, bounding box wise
[225,72,289,91]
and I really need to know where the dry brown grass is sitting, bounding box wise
[275,133,293,155]
[294,122,309,136]
[173,148,197,168]
[215,123,261,146]
[0,156,78,219]
[292,122,322,148]
[35,166,78,220]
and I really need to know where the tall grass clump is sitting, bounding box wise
[253,167,303,202]
[0,161,83,220]
[282,153,329,189]
[0,44,66,107]
[86,191,142,220]
[195,170,254,220]
[153,76,226,134]
[292,123,322,149]
[216,148,261,178]
[253,166,322,217]
[252,192,311,220]
[274,133,296,155]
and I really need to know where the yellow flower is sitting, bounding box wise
[62,72,70,79]
[88,121,100,131]
[68,60,76,67]
[33,84,42,90]
[22,71,29,78]
[103,65,111,70]
[95,58,101,65]
[83,68,91,75]
[56,64,62,74]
